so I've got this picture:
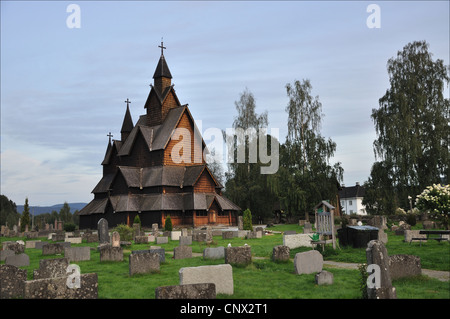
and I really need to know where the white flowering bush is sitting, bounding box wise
[416,184,450,229]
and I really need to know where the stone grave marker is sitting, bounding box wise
[388,254,421,280]
[97,218,110,244]
[149,247,165,263]
[25,240,41,249]
[129,251,160,276]
[155,283,216,299]
[112,231,121,247]
[42,243,69,256]
[272,245,290,262]
[156,236,168,244]
[366,240,397,299]
[179,236,192,246]
[0,249,15,261]
[225,246,252,266]
[64,246,91,262]
[173,245,192,259]
[179,264,233,295]
[294,250,323,275]
[152,223,159,237]
[33,257,69,279]
[315,270,334,285]
[171,231,181,241]
[5,253,30,267]
[0,264,27,299]
[24,273,98,299]
[99,246,123,262]
[203,246,225,260]
[134,236,148,244]
[283,233,313,249]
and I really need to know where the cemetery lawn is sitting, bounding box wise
[1,222,449,299]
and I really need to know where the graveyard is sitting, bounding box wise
[1,219,449,299]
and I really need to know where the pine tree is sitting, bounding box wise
[20,197,31,232]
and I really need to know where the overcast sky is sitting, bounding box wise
[1,1,449,207]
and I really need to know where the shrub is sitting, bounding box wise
[133,215,141,225]
[243,209,253,231]
[416,184,450,229]
[64,223,76,232]
[113,224,134,241]
[165,216,173,231]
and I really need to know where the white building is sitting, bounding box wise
[339,182,367,215]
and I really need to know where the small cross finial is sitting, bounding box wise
[107,132,113,143]
[158,38,166,56]
[124,98,131,107]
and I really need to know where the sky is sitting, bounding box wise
[1,0,449,207]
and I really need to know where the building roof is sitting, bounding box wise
[120,104,134,134]
[78,192,240,215]
[153,55,172,79]
[339,184,365,199]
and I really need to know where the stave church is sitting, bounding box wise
[78,43,241,229]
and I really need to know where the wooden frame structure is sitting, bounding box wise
[314,201,337,250]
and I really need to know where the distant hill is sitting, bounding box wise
[16,203,87,215]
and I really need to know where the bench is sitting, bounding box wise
[410,230,450,246]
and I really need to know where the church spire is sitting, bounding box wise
[153,39,172,93]
[121,98,134,141]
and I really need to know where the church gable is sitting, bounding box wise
[193,168,217,193]
[164,109,204,166]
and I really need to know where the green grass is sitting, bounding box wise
[1,223,449,299]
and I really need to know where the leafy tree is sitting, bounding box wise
[164,215,173,231]
[370,40,449,208]
[20,197,31,232]
[0,195,20,227]
[271,79,343,220]
[243,208,253,231]
[224,88,276,221]
[362,161,398,215]
[59,202,72,224]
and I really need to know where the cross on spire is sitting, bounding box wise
[124,98,131,108]
[107,132,113,143]
[158,38,166,56]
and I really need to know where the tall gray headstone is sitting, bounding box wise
[97,218,110,244]
[366,240,397,299]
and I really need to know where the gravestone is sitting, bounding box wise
[65,237,82,244]
[205,227,213,242]
[173,245,192,259]
[388,254,422,280]
[134,236,148,244]
[303,222,313,234]
[42,243,68,256]
[315,270,334,285]
[0,249,15,261]
[203,246,225,260]
[0,264,27,299]
[64,246,91,262]
[404,230,427,243]
[284,230,297,235]
[129,251,160,276]
[272,245,290,262]
[171,231,181,241]
[179,236,192,246]
[133,223,142,237]
[99,246,123,262]
[25,240,41,249]
[283,234,313,249]
[156,236,168,244]
[152,223,159,237]
[149,248,166,263]
[225,246,252,266]
[238,216,243,230]
[222,231,234,239]
[147,235,155,243]
[294,250,323,275]
[52,233,65,242]
[33,257,69,279]
[179,264,233,295]
[5,253,30,267]
[422,220,435,229]
[24,273,98,299]
[181,228,188,236]
[155,283,216,299]
[97,218,110,244]
[84,233,98,243]
[4,242,24,254]
[366,240,397,299]
[112,231,121,247]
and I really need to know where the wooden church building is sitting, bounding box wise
[78,44,241,229]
